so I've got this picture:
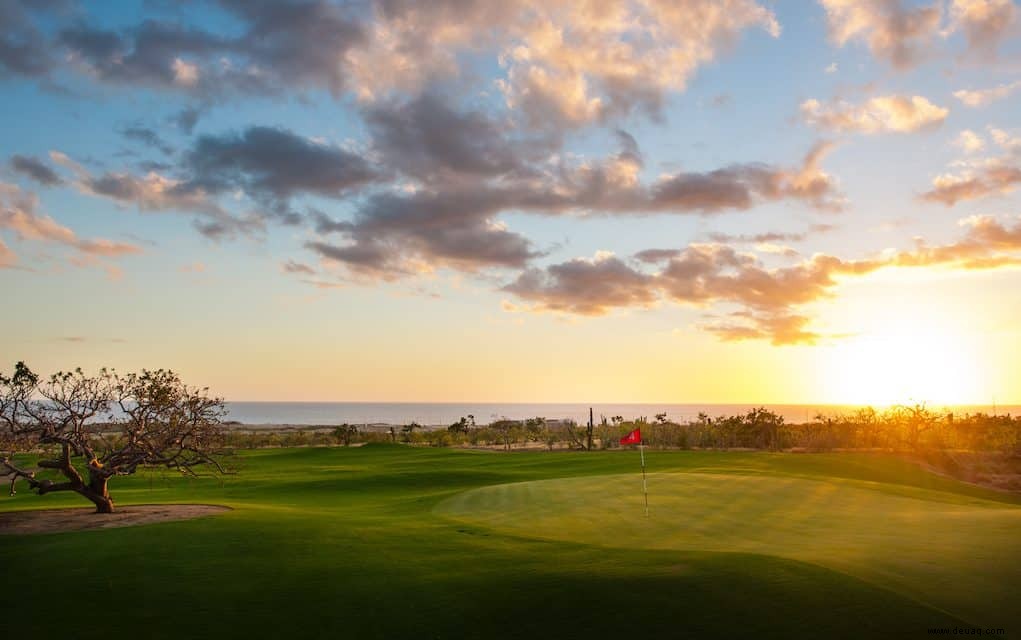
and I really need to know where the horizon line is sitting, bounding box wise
[223,399,1018,407]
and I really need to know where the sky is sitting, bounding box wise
[2,0,1020,405]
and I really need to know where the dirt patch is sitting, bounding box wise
[909,451,1021,494]
[0,504,231,535]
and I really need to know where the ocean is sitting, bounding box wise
[223,402,1017,427]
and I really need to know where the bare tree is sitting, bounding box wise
[564,419,589,451]
[333,423,358,446]
[401,422,421,443]
[1,363,229,514]
[490,419,517,451]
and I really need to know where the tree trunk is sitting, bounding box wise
[587,408,593,451]
[82,474,114,513]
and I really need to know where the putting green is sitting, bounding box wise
[437,471,1021,629]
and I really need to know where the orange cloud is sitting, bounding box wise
[801,95,948,134]
[0,182,142,269]
[700,312,822,346]
[502,216,1021,344]
[922,163,1021,205]
[0,237,15,268]
[348,0,779,127]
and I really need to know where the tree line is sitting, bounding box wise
[220,405,1021,455]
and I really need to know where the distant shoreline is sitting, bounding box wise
[222,401,1019,430]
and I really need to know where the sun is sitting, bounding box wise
[825,324,985,407]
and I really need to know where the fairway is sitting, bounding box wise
[438,471,1021,630]
[3,447,1019,638]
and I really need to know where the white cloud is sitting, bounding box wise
[954,129,986,153]
[953,81,1021,107]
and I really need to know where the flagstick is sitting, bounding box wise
[640,442,649,517]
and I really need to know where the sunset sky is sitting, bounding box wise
[2,0,1020,405]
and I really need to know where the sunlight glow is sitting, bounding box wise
[826,324,985,407]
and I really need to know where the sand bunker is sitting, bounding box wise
[0,504,230,535]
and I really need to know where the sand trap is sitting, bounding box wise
[0,504,230,535]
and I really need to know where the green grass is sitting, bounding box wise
[2,446,1019,638]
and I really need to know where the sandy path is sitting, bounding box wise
[0,504,231,535]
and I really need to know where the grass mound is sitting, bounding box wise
[438,471,1021,629]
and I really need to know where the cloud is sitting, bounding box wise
[819,0,1016,68]
[21,1,778,130]
[648,141,843,212]
[508,0,780,128]
[59,124,380,239]
[24,86,837,285]
[660,246,871,312]
[350,0,779,128]
[706,224,837,245]
[295,138,842,282]
[921,163,1021,204]
[281,259,315,275]
[184,126,379,204]
[55,336,128,344]
[700,312,822,346]
[954,129,986,153]
[801,95,948,134]
[634,248,683,264]
[501,215,1021,344]
[0,182,142,269]
[989,127,1021,154]
[818,0,942,69]
[120,125,175,156]
[56,2,364,98]
[923,129,1021,205]
[48,149,88,177]
[953,80,1021,107]
[503,242,879,342]
[9,154,63,186]
[62,124,381,240]
[711,93,733,108]
[363,93,536,184]
[81,170,217,214]
[59,157,262,241]
[891,215,1021,268]
[293,138,841,283]
[58,21,230,92]
[0,1,56,77]
[0,237,15,268]
[190,215,266,241]
[171,57,199,86]
[170,107,201,134]
[502,252,659,315]
[949,0,1019,60]
[306,190,543,280]
[218,0,364,95]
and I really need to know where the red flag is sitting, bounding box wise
[620,428,641,445]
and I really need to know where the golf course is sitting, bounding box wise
[2,445,1018,638]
